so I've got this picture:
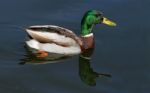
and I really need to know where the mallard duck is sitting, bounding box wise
[25,10,116,59]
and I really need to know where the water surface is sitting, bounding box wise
[0,0,150,93]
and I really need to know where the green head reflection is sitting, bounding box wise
[79,48,111,86]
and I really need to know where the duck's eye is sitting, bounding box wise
[101,17,104,21]
[95,14,99,17]
[95,14,101,18]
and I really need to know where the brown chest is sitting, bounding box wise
[80,35,94,51]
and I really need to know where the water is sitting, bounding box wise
[0,0,150,93]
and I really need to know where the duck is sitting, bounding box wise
[25,10,116,59]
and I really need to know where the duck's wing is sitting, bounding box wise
[25,25,82,46]
[26,39,81,55]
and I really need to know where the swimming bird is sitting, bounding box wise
[25,10,116,59]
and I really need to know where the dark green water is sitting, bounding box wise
[0,0,150,93]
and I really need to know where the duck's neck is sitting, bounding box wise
[80,23,95,50]
[81,23,94,36]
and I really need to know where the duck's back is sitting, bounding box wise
[25,25,82,47]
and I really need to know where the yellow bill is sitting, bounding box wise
[102,17,117,26]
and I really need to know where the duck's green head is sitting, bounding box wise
[81,10,116,36]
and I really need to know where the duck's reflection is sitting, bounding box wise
[20,46,111,86]
[79,48,111,86]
